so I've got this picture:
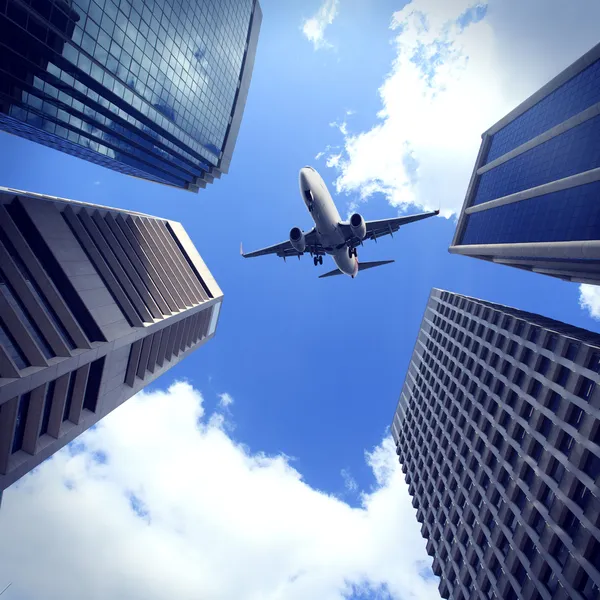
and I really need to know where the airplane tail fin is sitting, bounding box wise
[318,259,395,279]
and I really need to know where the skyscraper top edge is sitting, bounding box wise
[0,186,157,219]
[484,41,600,137]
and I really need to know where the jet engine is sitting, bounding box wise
[350,213,367,240]
[290,227,306,253]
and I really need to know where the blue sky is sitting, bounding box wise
[1,1,600,599]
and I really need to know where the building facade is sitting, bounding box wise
[0,0,261,192]
[0,187,223,492]
[450,42,600,285]
[392,289,600,600]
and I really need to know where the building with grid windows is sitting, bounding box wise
[450,42,600,284]
[392,289,600,600]
[0,187,223,493]
[0,0,261,192]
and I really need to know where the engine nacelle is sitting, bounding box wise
[289,226,306,253]
[350,213,366,240]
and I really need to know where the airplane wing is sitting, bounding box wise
[341,210,439,247]
[241,228,321,260]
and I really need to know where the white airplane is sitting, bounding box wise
[241,166,438,278]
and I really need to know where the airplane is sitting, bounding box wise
[241,166,439,278]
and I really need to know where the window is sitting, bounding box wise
[548,458,565,484]
[576,377,596,401]
[572,481,590,510]
[541,567,559,594]
[539,484,555,510]
[551,538,569,567]
[513,369,525,387]
[528,379,541,400]
[513,424,525,443]
[515,488,526,509]
[514,320,525,336]
[544,333,558,351]
[521,401,534,420]
[545,391,561,413]
[564,342,579,361]
[531,509,545,536]
[507,340,518,357]
[555,366,571,387]
[496,334,506,351]
[11,392,31,453]
[522,535,536,560]
[567,405,584,429]
[538,416,552,437]
[513,562,527,585]
[536,355,550,376]
[561,509,580,539]
[506,446,518,468]
[522,464,534,486]
[520,346,532,366]
[506,391,517,408]
[506,510,518,533]
[558,432,574,457]
[528,326,540,343]
[586,351,600,373]
[583,451,600,480]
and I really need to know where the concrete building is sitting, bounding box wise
[0,0,262,192]
[0,187,222,492]
[392,289,600,600]
[450,42,600,284]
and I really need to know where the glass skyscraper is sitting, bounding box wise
[450,42,600,284]
[0,0,261,192]
[393,289,600,600]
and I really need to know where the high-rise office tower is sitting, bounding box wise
[0,0,261,192]
[450,42,600,284]
[392,289,600,600]
[0,187,223,493]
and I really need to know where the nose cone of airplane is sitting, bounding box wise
[299,167,310,190]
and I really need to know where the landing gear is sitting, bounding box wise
[313,255,323,266]
[348,247,357,258]
[319,255,323,265]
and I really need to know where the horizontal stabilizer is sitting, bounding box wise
[357,259,395,272]
[318,259,395,279]
[318,268,344,278]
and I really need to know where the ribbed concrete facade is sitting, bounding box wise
[450,42,600,285]
[0,187,222,491]
[392,289,600,600]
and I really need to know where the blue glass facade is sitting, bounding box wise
[456,50,600,256]
[485,58,600,164]
[472,115,600,206]
[0,0,260,191]
[461,181,600,245]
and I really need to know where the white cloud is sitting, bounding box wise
[93,181,101,186]
[0,382,437,600]
[302,0,339,50]
[324,0,600,218]
[314,151,325,160]
[340,468,358,494]
[579,284,600,319]
[218,392,234,408]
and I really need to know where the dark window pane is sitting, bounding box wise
[39,379,56,437]
[12,392,31,453]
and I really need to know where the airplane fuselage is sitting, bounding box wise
[299,167,358,277]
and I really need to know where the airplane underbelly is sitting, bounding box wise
[334,250,357,276]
